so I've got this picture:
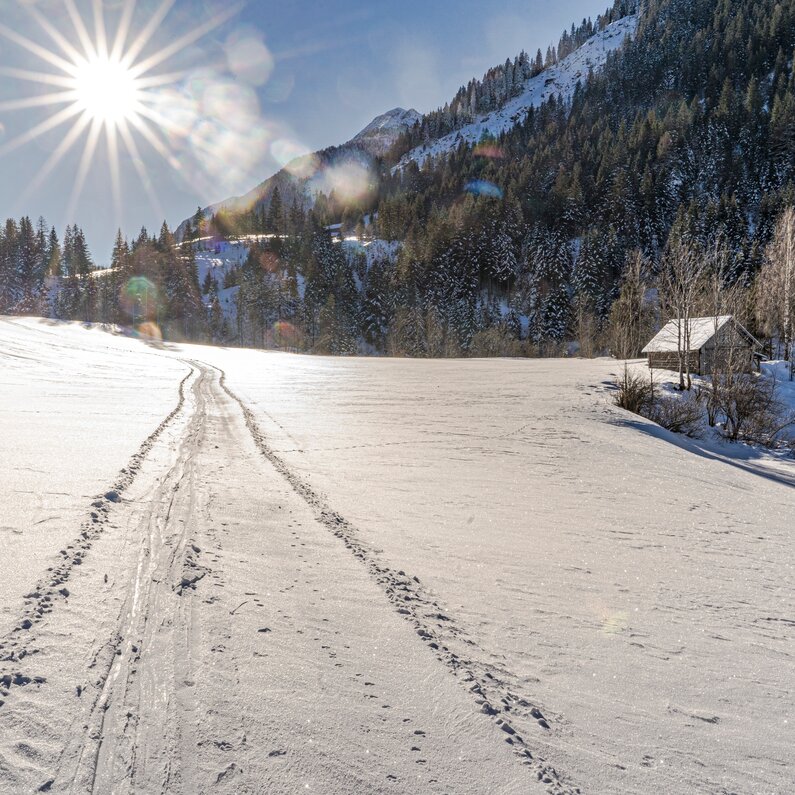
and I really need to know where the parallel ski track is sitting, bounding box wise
[0,362,195,671]
[1,356,578,794]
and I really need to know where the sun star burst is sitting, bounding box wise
[0,0,240,224]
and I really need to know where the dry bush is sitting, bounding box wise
[615,367,703,437]
[469,328,524,357]
[614,366,654,414]
[647,393,704,437]
[616,366,794,450]
[716,374,795,446]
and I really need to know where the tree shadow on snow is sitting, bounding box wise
[613,416,795,490]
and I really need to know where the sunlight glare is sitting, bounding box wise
[0,0,245,221]
[73,55,140,125]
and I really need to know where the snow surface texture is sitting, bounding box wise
[1,319,793,794]
[396,15,639,170]
[0,318,188,637]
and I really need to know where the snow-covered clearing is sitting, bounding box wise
[1,319,793,794]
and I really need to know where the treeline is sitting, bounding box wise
[362,0,795,345]
[0,217,95,318]
[224,198,794,361]
[4,0,795,362]
[0,218,206,341]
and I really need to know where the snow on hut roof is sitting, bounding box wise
[642,316,733,353]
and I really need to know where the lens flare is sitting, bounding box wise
[473,143,505,160]
[120,276,159,322]
[600,611,629,636]
[0,0,242,221]
[137,321,163,340]
[225,31,274,87]
[464,179,504,199]
[273,320,300,347]
[259,251,280,272]
[272,139,318,178]
[313,159,375,204]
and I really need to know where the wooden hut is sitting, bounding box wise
[641,316,762,375]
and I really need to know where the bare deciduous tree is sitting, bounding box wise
[573,296,600,358]
[698,241,748,424]
[659,240,708,390]
[756,206,795,381]
[607,250,654,359]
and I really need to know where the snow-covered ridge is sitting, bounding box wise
[396,14,639,170]
[350,107,421,155]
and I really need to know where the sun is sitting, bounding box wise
[0,0,240,223]
[73,54,141,126]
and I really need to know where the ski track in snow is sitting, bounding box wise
[0,332,545,794]
[1,320,793,794]
[216,365,570,791]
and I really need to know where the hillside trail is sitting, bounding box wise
[0,361,556,794]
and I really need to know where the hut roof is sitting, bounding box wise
[642,316,755,354]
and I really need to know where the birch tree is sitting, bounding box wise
[607,250,654,359]
[660,240,707,390]
[699,241,748,425]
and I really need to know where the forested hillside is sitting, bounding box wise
[207,0,795,357]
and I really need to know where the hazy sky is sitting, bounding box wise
[0,0,602,260]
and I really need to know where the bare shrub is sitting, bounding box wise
[614,366,654,414]
[647,393,704,437]
[469,328,524,357]
[716,373,795,446]
[615,367,702,437]
[616,365,794,450]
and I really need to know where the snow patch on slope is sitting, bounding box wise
[194,241,250,325]
[397,14,638,170]
[350,108,421,155]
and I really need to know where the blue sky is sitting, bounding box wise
[0,0,602,260]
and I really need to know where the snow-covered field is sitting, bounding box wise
[1,319,793,794]
[0,318,189,636]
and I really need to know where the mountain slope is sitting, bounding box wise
[178,11,639,237]
[395,14,638,170]
[177,108,420,238]
[55,0,790,360]
[352,107,422,155]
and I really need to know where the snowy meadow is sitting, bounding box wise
[1,318,793,794]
